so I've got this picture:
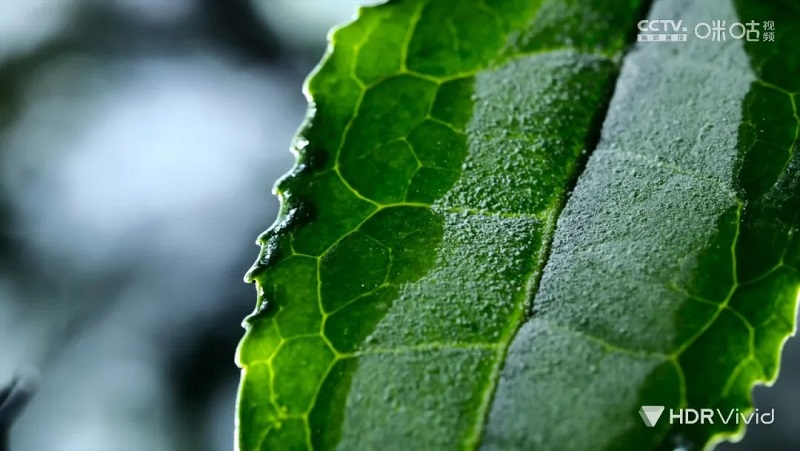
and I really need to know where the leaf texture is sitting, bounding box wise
[236,0,800,449]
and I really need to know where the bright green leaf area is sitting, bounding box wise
[236,0,800,449]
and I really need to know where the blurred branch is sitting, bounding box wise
[200,0,283,63]
[0,372,38,451]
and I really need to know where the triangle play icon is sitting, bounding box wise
[639,406,665,427]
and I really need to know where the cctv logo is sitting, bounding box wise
[636,19,689,42]
[639,406,775,427]
[637,19,687,33]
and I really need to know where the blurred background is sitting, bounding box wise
[0,1,379,450]
[0,1,796,450]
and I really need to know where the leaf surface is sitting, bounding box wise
[236,0,800,449]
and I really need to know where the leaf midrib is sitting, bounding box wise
[467,2,655,447]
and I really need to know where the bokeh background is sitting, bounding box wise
[0,1,796,450]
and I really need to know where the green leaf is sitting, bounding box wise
[236,0,800,449]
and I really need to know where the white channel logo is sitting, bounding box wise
[639,406,665,427]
